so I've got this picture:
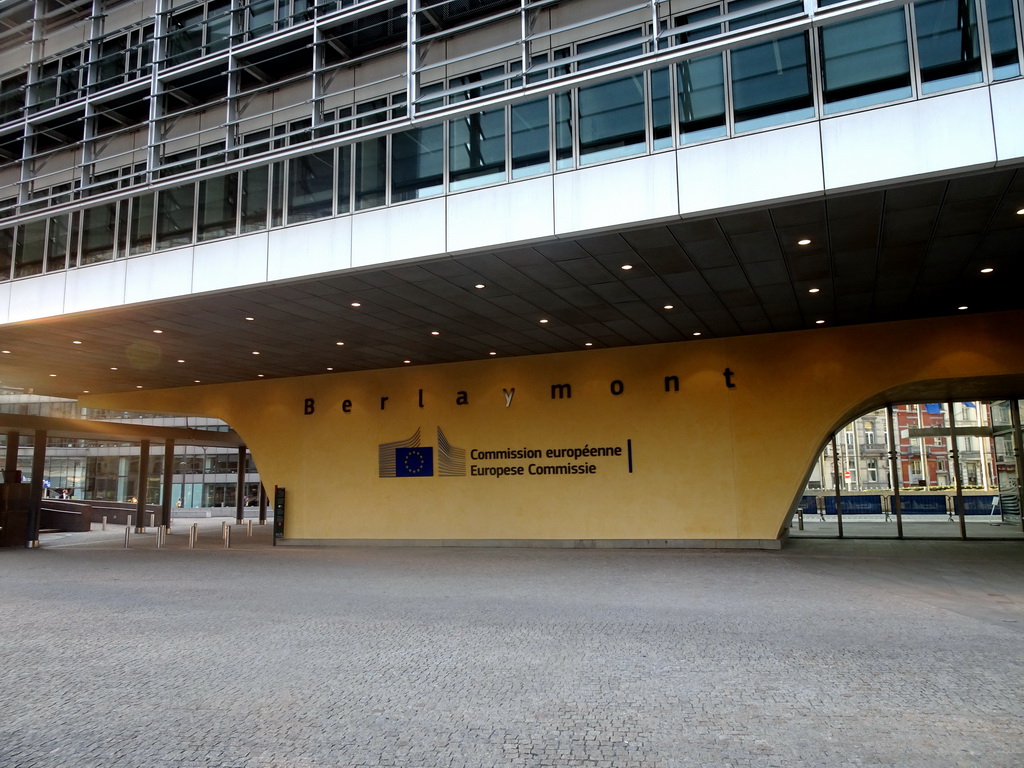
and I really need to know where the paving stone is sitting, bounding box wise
[0,524,1022,767]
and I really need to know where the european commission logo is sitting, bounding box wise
[378,427,466,478]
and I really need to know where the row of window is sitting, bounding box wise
[0,0,1020,280]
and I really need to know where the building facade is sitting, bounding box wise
[1,0,1024,546]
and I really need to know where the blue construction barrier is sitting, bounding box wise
[822,495,883,515]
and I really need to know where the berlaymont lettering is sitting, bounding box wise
[301,368,739,415]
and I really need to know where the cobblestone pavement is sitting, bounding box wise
[2,522,1023,768]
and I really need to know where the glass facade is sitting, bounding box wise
[796,401,1024,539]
[0,0,1021,278]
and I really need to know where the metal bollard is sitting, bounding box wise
[188,523,198,549]
[797,507,804,531]
[155,526,164,548]
[224,524,231,549]
[149,512,155,527]
[247,519,253,537]
[124,526,131,548]
[102,516,107,531]
[221,521,228,541]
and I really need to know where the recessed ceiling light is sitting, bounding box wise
[351,302,361,307]
[692,332,701,337]
[808,288,820,294]
[474,284,485,289]
[403,360,411,364]
[981,267,994,273]
[257,374,264,378]
[153,329,163,334]
[816,319,826,324]
[1,350,9,354]
[136,385,143,389]
[335,341,344,346]
[798,238,812,246]
[252,351,260,355]
[430,331,440,336]
[110,367,118,370]
[1016,208,1024,215]
[539,319,549,324]
[245,316,254,321]
[585,342,593,347]
[194,380,201,383]
[72,340,82,344]
[489,352,497,356]
[177,359,185,363]
[326,367,333,371]
[48,373,56,377]
[663,304,674,310]
[621,264,633,270]
[958,305,968,310]
[82,390,89,394]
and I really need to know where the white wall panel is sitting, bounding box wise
[351,198,447,268]
[125,248,194,303]
[821,89,996,192]
[8,273,67,322]
[192,233,269,293]
[555,154,678,236]
[0,282,11,324]
[678,122,824,216]
[991,80,1024,164]
[268,217,351,281]
[447,177,555,254]
[65,262,126,314]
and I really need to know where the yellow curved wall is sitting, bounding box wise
[81,311,1024,545]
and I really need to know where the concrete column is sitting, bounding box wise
[161,439,174,531]
[27,430,46,547]
[135,440,150,532]
[235,446,246,524]
[258,483,267,525]
[4,430,19,481]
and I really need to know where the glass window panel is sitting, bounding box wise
[651,68,673,150]
[820,9,912,115]
[287,151,334,223]
[555,92,574,169]
[271,161,284,226]
[14,220,45,277]
[731,33,815,132]
[678,53,727,143]
[129,193,154,255]
[355,136,387,210]
[986,0,1021,78]
[155,184,195,250]
[578,29,644,70]
[728,0,803,30]
[198,173,238,240]
[392,125,443,203]
[248,0,276,39]
[450,108,506,191]
[0,228,11,281]
[336,145,351,214]
[511,98,550,179]
[578,74,646,165]
[45,214,69,272]
[241,166,269,233]
[915,0,983,93]
[81,203,117,264]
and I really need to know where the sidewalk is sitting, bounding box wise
[2,527,1022,768]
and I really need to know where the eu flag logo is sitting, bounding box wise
[395,447,434,477]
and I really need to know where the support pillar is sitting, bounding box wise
[160,438,174,532]
[135,440,149,532]
[258,483,267,525]
[27,430,46,547]
[948,401,967,540]
[4,430,18,482]
[235,446,246,525]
